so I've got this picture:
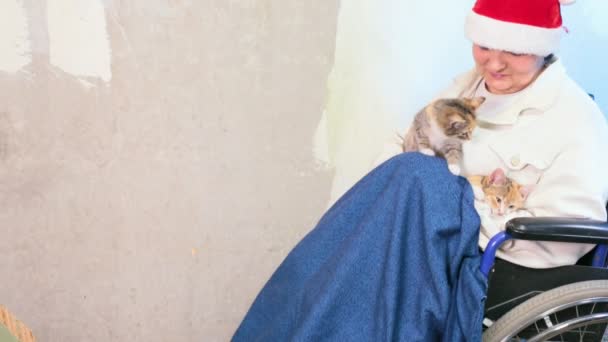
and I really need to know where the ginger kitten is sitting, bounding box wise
[468,168,531,216]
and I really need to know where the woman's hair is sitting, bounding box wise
[544,54,556,66]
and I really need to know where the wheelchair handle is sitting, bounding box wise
[480,216,608,277]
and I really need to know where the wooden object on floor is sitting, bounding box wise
[0,306,35,342]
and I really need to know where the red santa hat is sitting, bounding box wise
[465,0,576,56]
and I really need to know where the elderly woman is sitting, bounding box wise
[443,0,608,269]
[233,0,608,340]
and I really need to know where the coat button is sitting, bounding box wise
[510,155,520,167]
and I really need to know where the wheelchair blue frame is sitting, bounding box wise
[480,232,608,277]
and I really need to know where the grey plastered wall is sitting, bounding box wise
[0,1,338,341]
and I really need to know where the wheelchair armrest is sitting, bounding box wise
[506,217,608,244]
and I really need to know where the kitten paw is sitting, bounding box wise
[419,148,435,156]
[448,164,461,175]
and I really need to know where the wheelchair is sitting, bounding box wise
[480,203,608,341]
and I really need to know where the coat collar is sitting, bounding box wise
[464,60,565,125]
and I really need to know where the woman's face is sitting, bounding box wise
[472,44,545,94]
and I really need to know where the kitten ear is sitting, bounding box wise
[488,168,507,186]
[467,96,486,109]
[519,185,534,200]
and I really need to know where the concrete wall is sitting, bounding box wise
[6,1,605,341]
[0,1,338,341]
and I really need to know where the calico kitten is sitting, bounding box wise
[402,97,485,175]
[467,168,531,216]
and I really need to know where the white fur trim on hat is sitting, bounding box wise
[465,10,563,56]
[559,0,576,5]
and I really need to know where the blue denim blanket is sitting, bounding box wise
[233,154,487,341]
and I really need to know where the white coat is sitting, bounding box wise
[377,60,608,268]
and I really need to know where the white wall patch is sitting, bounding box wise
[0,0,31,73]
[47,0,112,81]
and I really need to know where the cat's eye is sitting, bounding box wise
[496,197,501,203]
[509,205,515,209]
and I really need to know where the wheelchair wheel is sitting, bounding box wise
[483,280,608,342]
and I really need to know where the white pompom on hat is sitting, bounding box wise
[465,0,576,56]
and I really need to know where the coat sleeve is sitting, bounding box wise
[496,111,608,268]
